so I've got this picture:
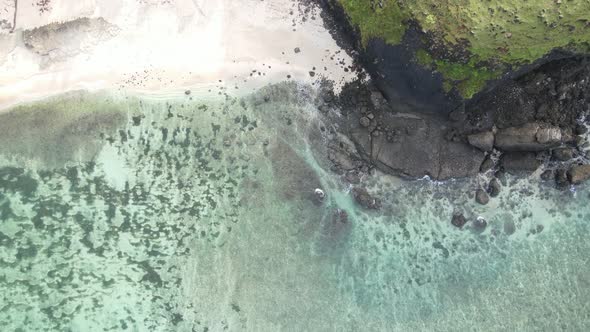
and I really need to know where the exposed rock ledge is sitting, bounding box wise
[351,111,483,180]
[336,83,484,180]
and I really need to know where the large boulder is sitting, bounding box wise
[568,165,590,185]
[467,131,494,152]
[501,152,541,173]
[495,122,563,152]
[438,141,486,179]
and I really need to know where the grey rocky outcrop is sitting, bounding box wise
[350,111,484,180]
[501,152,541,173]
[467,131,494,152]
[494,122,563,152]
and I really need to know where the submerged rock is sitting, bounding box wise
[352,187,380,210]
[451,212,467,228]
[332,209,348,223]
[488,178,502,197]
[475,189,490,205]
[504,219,516,235]
[313,188,326,204]
[472,217,488,231]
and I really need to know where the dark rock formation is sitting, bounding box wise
[555,169,570,189]
[479,155,494,173]
[332,209,348,224]
[335,81,485,180]
[467,131,494,152]
[467,57,590,130]
[349,106,484,180]
[501,152,541,173]
[488,178,502,197]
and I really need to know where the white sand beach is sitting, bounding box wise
[0,0,356,111]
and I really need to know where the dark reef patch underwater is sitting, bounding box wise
[1,83,590,331]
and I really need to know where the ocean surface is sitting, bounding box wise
[0,83,589,331]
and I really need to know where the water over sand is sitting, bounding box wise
[0,84,589,331]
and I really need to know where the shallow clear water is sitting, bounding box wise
[1,84,589,331]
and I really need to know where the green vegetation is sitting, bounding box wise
[414,49,433,67]
[337,0,409,45]
[336,0,590,98]
[435,60,502,98]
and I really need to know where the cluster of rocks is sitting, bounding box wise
[459,57,590,199]
[321,57,590,215]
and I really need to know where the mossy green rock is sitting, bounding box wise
[336,0,590,98]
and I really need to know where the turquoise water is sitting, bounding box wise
[0,84,589,331]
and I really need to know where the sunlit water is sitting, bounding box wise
[1,83,589,331]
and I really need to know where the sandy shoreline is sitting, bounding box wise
[0,0,356,111]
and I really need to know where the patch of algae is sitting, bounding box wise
[414,50,501,97]
[337,0,590,98]
[435,60,502,98]
[337,0,409,45]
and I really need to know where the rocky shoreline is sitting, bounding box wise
[314,2,590,211]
